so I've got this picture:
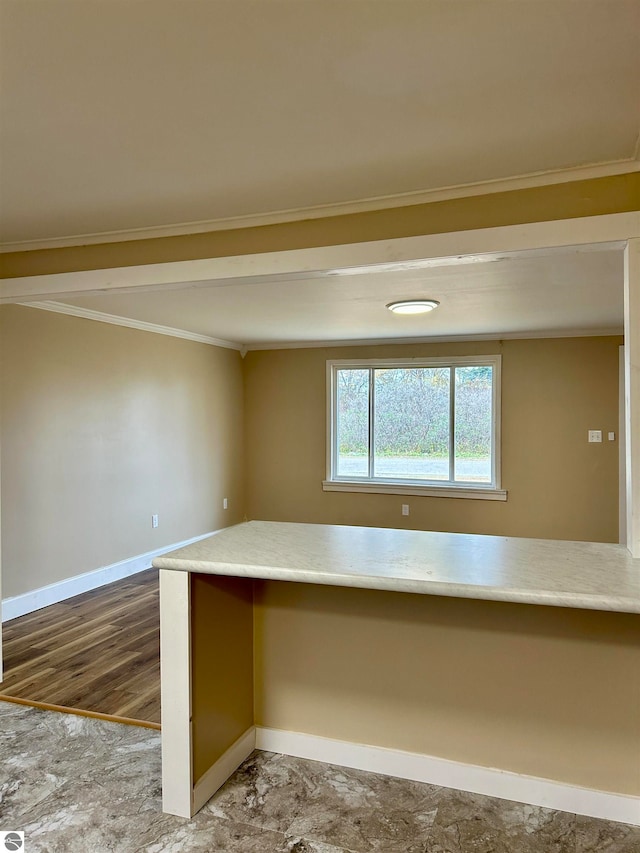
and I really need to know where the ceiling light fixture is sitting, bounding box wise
[386,299,440,315]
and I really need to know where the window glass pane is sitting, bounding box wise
[454,366,493,482]
[336,369,369,477]
[373,367,450,480]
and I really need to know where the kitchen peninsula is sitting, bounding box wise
[153,521,640,824]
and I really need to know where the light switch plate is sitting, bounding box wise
[588,430,602,443]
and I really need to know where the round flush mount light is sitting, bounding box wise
[386,299,440,315]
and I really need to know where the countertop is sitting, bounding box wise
[153,521,640,614]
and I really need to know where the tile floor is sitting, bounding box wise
[0,700,638,852]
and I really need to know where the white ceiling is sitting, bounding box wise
[57,245,624,348]
[2,0,639,246]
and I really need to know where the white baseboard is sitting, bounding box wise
[255,727,640,826]
[1,530,219,622]
[192,727,257,816]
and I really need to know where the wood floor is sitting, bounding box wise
[0,570,161,727]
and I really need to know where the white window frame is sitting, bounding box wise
[324,355,506,501]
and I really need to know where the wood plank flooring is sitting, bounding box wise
[0,569,160,727]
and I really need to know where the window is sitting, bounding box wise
[324,356,506,500]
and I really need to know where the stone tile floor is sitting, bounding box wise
[0,700,638,852]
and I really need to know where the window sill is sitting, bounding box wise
[322,480,508,501]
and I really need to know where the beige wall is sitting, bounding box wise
[255,582,640,795]
[245,336,621,542]
[0,305,244,599]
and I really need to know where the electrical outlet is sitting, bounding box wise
[152,514,159,528]
[588,430,602,443]
[401,504,409,516]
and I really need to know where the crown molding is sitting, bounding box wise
[26,301,242,351]
[243,328,624,352]
[2,160,638,254]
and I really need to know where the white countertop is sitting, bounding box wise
[153,521,640,614]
